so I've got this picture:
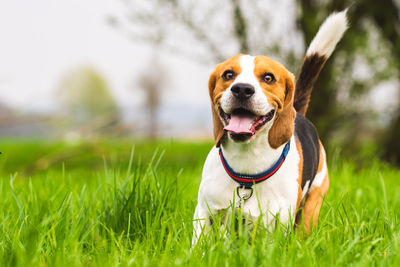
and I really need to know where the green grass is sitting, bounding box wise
[0,139,399,266]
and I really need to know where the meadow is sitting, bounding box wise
[0,139,399,266]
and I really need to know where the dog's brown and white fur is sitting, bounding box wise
[193,11,348,245]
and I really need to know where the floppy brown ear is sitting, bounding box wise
[268,72,296,149]
[209,70,225,147]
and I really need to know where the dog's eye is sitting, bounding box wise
[222,70,236,81]
[262,73,275,84]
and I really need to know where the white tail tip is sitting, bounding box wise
[306,10,348,57]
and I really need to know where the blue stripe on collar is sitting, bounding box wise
[219,141,291,188]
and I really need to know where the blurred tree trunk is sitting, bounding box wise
[138,57,166,139]
[383,109,400,165]
[231,0,249,53]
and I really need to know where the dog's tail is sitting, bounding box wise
[294,10,348,116]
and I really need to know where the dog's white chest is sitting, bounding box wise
[198,140,300,226]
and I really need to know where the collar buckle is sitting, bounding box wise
[236,185,253,201]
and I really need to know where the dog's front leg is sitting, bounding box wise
[192,204,211,247]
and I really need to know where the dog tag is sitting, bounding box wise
[235,198,244,208]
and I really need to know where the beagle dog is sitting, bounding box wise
[193,11,348,244]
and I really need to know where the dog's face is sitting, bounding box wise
[209,54,296,148]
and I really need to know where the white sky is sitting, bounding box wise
[0,0,212,117]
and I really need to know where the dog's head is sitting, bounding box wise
[209,54,295,148]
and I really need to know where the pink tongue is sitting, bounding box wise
[224,115,255,134]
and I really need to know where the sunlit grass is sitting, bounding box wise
[0,140,398,266]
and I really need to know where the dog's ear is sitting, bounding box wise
[268,72,296,148]
[209,69,225,147]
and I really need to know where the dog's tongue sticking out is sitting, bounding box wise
[224,111,256,134]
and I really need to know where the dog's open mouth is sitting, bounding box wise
[219,107,275,139]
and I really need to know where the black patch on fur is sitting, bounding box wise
[294,113,320,189]
[294,53,327,116]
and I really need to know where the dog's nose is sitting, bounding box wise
[231,83,255,100]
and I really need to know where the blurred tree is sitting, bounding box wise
[108,0,301,65]
[58,67,121,137]
[111,0,400,164]
[137,57,167,139]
